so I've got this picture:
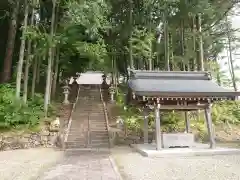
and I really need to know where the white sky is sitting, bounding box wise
[218,9,240,89]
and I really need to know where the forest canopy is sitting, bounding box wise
[0,0,240,130]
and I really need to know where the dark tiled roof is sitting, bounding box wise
[128,70,239,98]
[130,70,211,80]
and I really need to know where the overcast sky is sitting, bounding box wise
[218,9,240,89]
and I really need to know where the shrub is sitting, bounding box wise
[0,84,46,129]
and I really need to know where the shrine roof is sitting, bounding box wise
[76,71,104,85]
[128,70,240,99]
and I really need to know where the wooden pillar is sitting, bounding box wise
[155,103,162,150]
[204,103,216,148]
[185,111,190,133]
[143,110,148,144]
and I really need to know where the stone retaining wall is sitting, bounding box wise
[0,130,58,151]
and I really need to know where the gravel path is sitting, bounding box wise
[0,148,63,180]
[112,146,240,180]
[38,151,121,180]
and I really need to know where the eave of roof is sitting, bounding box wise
[128,70,240,98]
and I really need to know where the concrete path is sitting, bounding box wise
[38,151,121,180]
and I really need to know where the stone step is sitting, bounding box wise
[75,107,104,109]
[90,136,108,139]
[91,143,109,147]
[65,91,110,150]
[89,119,106,122]
[68,129,86,133]
[67,132,86,136]
[65,141,109,147]
[90,129,108,131]
[65,142,86,149]
[67,139,86,143]
[90,132,109,136]
[89,126,107,132]
[67,137,86,141]
[90,143,109,148]
[89,122,106,124]
[67,135,85,139]
[90,136,109,140]
[69,127,86,130]
[68,132,86,136]
[89,122,107,124]
[90,132,108,136]
[64,148,110,156]
[89,121,106,127]
[77,104,103,106]
[66,139,86,143]
[65,142,109,149]
[68,130,108,134]
[89,123,107,126]
[89,119,106,124]
[89,118,106,120]
[89,128,107,130]
[91,139,109,143]
[89,121,106,124]
[90,130,108,133]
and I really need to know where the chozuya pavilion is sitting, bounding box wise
[127,69,240,156]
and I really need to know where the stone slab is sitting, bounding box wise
[131,143,240,158]
[162,133,194,148]
[39,152,122,180]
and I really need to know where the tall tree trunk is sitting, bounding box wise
[129,0,134,69]
[180,19,186,71]
[36,57,41,84]
[31,55,38,98]
[169,32,174,70]
[44,0,56,116]
[164,20,170,71]
[149,40,153,70]
[196,13,204,71]
[192,16,197,71]
[2,1,20,83]
[51,48,59,98]
[48,48,55,103]
[156,22,163,70]
[16,0,29,99]
[23,5,35,103]
[23,41,31,103]
[163,6,170,71]
[50,3,60,100]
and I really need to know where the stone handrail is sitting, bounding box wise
[64,85,81,144]
[99,87,111,146]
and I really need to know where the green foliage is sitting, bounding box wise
[62,0,110,35]
[212,100,240,124]
[0,84,47,129]
[131,27,155,59]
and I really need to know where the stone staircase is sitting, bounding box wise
[65,87,109,150]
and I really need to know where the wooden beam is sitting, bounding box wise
[158,105,207,110]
